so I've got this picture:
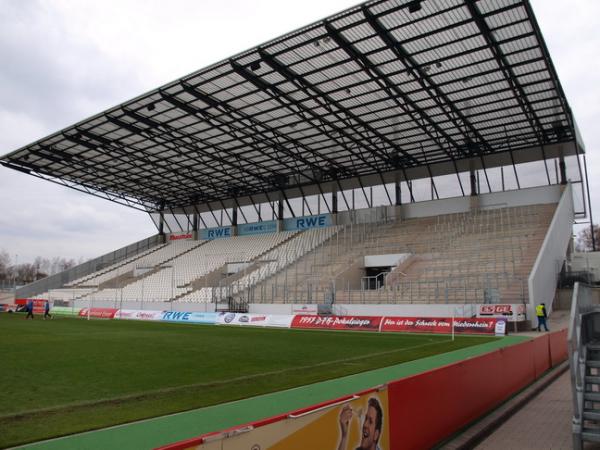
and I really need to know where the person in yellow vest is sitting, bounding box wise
[536,303,549,332]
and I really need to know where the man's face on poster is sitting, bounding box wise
[359,405,380,450]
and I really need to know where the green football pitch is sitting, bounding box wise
[0,313,497,448]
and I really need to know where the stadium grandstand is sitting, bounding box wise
[0,0,594,448]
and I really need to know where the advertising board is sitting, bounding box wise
[78,308,119,319]
[216,312,267,326]
[238,220,277,236]
[477,304,527,322]
[171,389,390,450]
[169,233,193,241]
[49,306,79,316]
[116,309,164,321]
[16,298,48,314]
[291,315,382,331]
[283,214,331,231]
[199,226,233,240]
[380,316,502,335]
[161,311,218,324]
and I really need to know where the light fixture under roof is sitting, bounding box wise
[408,0,422,13]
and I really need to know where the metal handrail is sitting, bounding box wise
[569,282,593,450]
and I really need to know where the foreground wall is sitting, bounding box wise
[528,184,574,317]
[158,330,567,450]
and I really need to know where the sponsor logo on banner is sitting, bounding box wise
[169,233,193,241]
[238,220,277,236]
[478,304,526,322]
[453,318,499,334]
[284,214,331,231]
[291,315,382,331]
[161,311,192,321]
[160,311,217,324]
[216,312,270,326]
[495,319,507,335]
[381,316,500,335]
[200,226,232,240]
[117,309,164,321]
[78,308,118,319]
[0,304,16,312]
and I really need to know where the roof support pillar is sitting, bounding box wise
[231,206,238,236]
[470,167,477,197]
[331,183,338,225]
[158,211,165,240]
[559,155,567,185]
[277,194,284,232]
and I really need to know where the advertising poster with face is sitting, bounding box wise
[182,390,389,450]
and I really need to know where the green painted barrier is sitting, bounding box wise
[51,306,80,316]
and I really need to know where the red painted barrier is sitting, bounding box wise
[549,328,568,366]
[532,333,551,379]
[156,330,568,450]
[387,331,565,450]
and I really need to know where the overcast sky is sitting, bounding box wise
[0,0,599,263]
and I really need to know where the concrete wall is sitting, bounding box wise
[248,302,478,317]
[335,185,561,225]
[73,299,216,313]
[401,184,561,220]
[364,253,410,268]
[528,184,574,317]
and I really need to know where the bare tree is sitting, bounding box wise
[576,225,600,252]
[0,250,81,283]
[0,250,10,282]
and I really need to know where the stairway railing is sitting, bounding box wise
[569,282,598,449]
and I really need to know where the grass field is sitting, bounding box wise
[0,314,497,448]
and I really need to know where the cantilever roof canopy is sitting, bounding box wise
[1,0,584,214]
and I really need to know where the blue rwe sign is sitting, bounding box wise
[238,220,277,236]
[200,226,232,240]
[284,214,331,231]
[161,311,217,324]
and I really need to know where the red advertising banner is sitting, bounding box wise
[380,317,500,335]
[15,298,47,314]
[291,315,382,331]
[78,308,118,319]
[478,304,526,322]
[169,233,193,241]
